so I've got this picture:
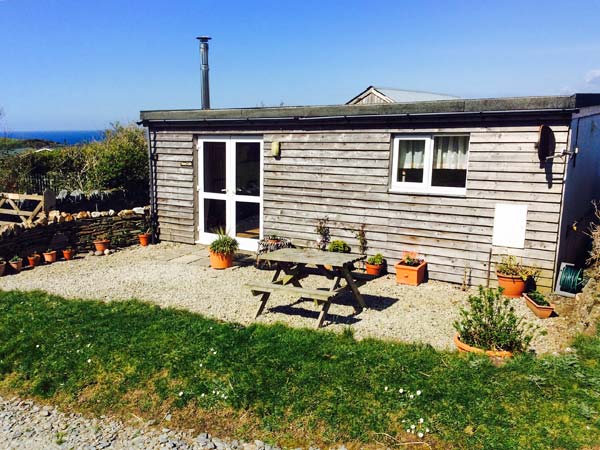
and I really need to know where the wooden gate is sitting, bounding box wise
[0,190,56,226]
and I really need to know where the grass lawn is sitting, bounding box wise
[0,289,599,449]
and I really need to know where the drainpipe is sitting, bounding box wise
[197,36,211,109]
[145,127,157,244]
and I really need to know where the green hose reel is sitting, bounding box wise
[558,264,584,294]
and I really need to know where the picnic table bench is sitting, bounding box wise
[245,248,367,328]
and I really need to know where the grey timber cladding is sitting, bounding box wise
[151,131,196,244]
[261,126,569,290]
[148,124,569,291]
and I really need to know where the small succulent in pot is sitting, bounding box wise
[365,253,385,276]
[28,252,41,267]
[9,255,23,273]
[328,240,351,253]
[209,231,239,270]
[496,255,540,298]
[395,251,427,286]
[43,248,57,264]
[523,290,555,319]
[62,246,75,261]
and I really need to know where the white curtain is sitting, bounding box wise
[433,136,468,170]
[398,140,425,169]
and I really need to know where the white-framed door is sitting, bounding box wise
[197,135,263,251]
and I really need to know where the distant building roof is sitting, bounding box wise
[346,85,459,105]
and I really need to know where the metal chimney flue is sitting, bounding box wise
[197,36,211,109]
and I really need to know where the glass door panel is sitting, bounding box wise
[203,142,226,193]
[235,142,261,197]
[203,199,226,233]
[235,202,260,239]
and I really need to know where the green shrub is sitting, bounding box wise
[328,240,350,253]
[367,253,384,265]
[0,124,147,195]
[453,286,536,352]
[209,233,239,255]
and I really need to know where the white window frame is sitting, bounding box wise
[390,134,469,196]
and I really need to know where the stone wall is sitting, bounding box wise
[0,208,150,261]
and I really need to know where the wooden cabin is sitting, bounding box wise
[140,94,600,291]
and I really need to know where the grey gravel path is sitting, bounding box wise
[0,243,570,353]
[1,395,347,450]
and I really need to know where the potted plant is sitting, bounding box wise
[496,255,540,298]
[62,247,74,261]
[209,232,239,270]
[453,286,537,358]
[395,251,427,286]
[93,236,110,253]
[9,255,23,273]
[43,248,57,264]
[328,240,351,253]
[365,253,385,276]
[139,228,151,247]
[315,217,330,251]
[524,290,555,319]
[27,252,41,267]
[0,258,6,277]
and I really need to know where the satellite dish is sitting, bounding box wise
[536,125,556,162]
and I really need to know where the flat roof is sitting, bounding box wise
[140,94,600,123]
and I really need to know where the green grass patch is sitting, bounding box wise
[0,289,599,449]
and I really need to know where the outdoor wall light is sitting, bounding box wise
[271,141,281,158]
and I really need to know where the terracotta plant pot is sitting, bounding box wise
[209,251,234,270]
[62,249,74,261]
[28,254,41,267]
[43,251,57,264]
[365,263,384,276]
[395,261,427,286]
[524,293,555,319]
[139,233,151,247]
[93,240,110,253]
[496,273,526,298]
[0,262,6,277]
[454,334,513,359]
[9,258,23,274]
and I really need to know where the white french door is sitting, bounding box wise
[197,136,263,252]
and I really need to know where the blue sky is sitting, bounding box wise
[1,0,600,131]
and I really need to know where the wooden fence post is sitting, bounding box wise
[43,189,56,214]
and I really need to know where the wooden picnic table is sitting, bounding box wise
[245,248,367,328]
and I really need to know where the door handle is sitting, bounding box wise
[220,189,227,193]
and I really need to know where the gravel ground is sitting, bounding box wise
[0,395,297,450]
[0,243,575,353]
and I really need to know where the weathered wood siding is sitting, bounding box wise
[148,124,569,290]
[262,126,569,289]
[150,131,197,244]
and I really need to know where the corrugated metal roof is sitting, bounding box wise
[376,87,459,102]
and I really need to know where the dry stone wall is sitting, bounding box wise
[0,207,150,261]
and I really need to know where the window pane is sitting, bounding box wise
[432,136,468,188]
[236,202,260,239]
[204,199,226,233]
[236,142,260,196]
[396,140,425,183]
[203,142,226,193]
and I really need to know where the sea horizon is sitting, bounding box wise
[2,129,104,145]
